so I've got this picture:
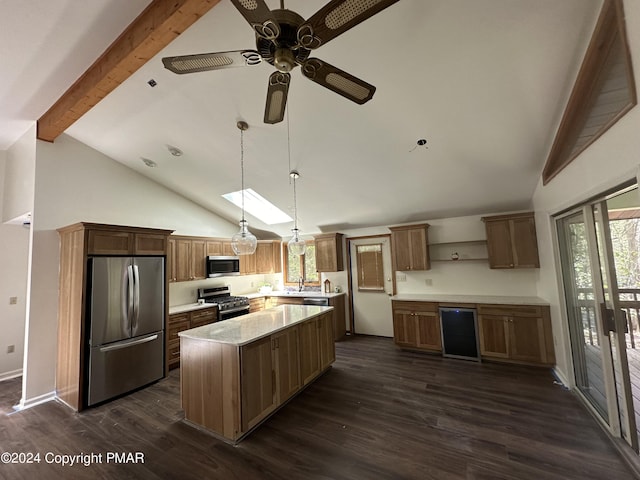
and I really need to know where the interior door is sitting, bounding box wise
[349,236,394,336]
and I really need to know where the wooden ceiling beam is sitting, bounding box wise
[37,0,221,143]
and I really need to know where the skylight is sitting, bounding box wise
[222,188,292,225]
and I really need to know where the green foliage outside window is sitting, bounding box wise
[285,243,318,284]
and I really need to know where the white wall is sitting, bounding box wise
[0,132,34,382]
[21,134,239,406]
[2,126,35,222]
[0,147,30,381]
[531,0,640,385]
[0,224,29,381]
[169,273,282,306]
[341,214,540,297]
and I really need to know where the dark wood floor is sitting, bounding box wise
[0,336,635,479]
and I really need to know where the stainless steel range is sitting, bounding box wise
[197,286,250,321]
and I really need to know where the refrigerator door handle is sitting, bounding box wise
[99,334,159,353]
[127,264,135,333]
[132,264,140,333]
[120,264,129,328]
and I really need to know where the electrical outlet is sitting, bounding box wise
[424,279,433,286]
[250,281,255,288]
[9,296,17,305]
[7,345,14,354]
[396,273,407,282]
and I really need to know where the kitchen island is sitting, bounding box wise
[179,304,335,443]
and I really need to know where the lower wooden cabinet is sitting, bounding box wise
[241,336,277,431]
[391,301,442,352]
[478,304,555,365]
[272,326,301,403]
[299,317,322,384]
[249,297,266,313]
[167,307,217,369]
[328,294,346,340]
[392,300,555,366]
[181,311,334,443]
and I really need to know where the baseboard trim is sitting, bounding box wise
[0,369,23,382]
[14,391,56,412]
[551,366,571,388]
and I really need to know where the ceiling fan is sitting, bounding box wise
[162,0,399,124]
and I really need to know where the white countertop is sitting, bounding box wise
[245,291,345,299]
[169,303,218,315]
[391,293,549,305]
[178,304,334,346]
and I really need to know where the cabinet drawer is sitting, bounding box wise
[477,304,542,317]
[392,301,438,312]
[190,308,217,323]
[250,297,265,312]
[168,312,189,324]
[167,317,190,342]
[167,340,181,368]
[272,297,304,306]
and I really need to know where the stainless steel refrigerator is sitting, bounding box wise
[86,256,165,406]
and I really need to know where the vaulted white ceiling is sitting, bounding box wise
[2,0,603,238]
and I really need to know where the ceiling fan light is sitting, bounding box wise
[231,220,257,255]
[288,228,306,256]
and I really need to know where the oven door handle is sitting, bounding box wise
[219,305,250,318]
[220,305,250,314]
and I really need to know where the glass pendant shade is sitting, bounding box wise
[231,220,257,255]
[288,228,306,256]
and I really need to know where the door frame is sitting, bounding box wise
[346,234,393,335]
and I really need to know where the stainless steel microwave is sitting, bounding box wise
[206,256,240,278]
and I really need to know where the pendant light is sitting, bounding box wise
[288,170,306,256]
[230,120,257,255]
[286,104,306,256]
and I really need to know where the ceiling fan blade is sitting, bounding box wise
[230,0,280,40]
[264,72,290,124]
[297,0,399,49]
[162,50,262,74]
[301,59,375,104]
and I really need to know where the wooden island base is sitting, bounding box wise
[179,305,335,443]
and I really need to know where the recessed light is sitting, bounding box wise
[167,145,183,157]
[141,157,157,168]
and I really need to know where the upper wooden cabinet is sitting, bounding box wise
[86,224,170,255]
[255,241,282,274]
[170,236,206,282]
[169,237,281,282]
[389,223,430,271]
[241,240,282,275]
[482,212,539,269]
[314,233,344,272]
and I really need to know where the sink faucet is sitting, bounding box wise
[298,277,304,292]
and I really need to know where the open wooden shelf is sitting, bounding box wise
[429,240,488,262]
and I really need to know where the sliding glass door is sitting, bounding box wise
[557,184,639,451]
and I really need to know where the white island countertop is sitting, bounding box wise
[391,293,549,305]
[178,304,334,346]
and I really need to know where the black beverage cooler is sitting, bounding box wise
[439,307,480,361]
